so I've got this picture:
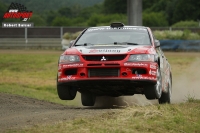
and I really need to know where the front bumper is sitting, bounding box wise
[57,61,158,96]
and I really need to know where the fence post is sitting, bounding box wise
[60,27,63,39]
[25,28,28,48]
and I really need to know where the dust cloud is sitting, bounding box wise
[94,58,200,108]
[171,58,200,103]
[94,95,157,108]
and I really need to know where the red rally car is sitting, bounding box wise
[57,22,172,106]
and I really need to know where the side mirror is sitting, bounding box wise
[155,40,160,47]
[69,40,75,48]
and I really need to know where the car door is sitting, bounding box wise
[152,34,167,91]
[158,45,170,92]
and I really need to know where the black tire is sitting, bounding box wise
[159,77,172,104]
[57,85,77,100]
[145,67,162,100]
[81,92,96,106]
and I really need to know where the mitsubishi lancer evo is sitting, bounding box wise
[57,22,172,106]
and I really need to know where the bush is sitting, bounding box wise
[52,17,72,26]
[143,12,168,27]
[62,32,82,40]
[153,30,200,40]
[172,20,199,28]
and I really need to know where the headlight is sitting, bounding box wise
[59,55,80,63]
[128,54,155,62]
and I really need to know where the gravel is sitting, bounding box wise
[0,93,113,132]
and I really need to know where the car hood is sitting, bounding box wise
[65,45,155,55]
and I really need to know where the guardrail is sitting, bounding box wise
[0,27,85,38]
[160,40,200,51]
[1,27,200,38]
[1,38,200,51]
[0,38,62,49]
[1,27,200,51]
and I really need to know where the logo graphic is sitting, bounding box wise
[2,2,33,21]
[101,56,106,61]
[89,49,120,53]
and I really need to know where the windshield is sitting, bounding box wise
[75,27,151,46]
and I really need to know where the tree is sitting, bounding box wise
[143,0,175,25]
[103,0,127,14]
[29,14,47,26]
[143,12,168,27]
[0,2,8,23]
[172,0,200,24]
[45,10,59,25]
[79,3,103,19]
[58,7,73,18]
[51,17,72,26]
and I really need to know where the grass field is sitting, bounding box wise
[0,50,79,106]
[1,50,200,133]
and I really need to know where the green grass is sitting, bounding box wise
[0,50,79,106]
[1,50,200,133]
[8,101,200,133]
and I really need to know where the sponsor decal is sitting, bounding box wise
[149,70,156,76]
[136,74,142,77]
[126,68,132,72]
[124,63,148,67]
[89,49,120,53]
[87,27,147,32]
[59,75,76,81]
[89,49,98,53]
[150,64,157,69]
[63,64,83,68]
[132,76,157,80]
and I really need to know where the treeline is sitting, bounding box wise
[0,0,103,12]
[1,0,200,27]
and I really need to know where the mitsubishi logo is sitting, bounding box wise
[101,56,106,61]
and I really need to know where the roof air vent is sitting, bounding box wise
[110,22,124,28]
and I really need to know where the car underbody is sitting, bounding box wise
[58,79,156,97]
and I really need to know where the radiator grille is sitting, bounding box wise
[88,68,119,77]
[82,55,126,61]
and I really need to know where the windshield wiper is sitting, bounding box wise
[75,43,94,46]
[114,42,139,45]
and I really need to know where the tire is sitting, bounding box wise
[57,85,77,100]
[81,92,96,106]
[159,77,172,104]
[145,67,162,100]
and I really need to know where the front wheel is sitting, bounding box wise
[81,92,96,106]
[145,67,162,100]
[57,85,77,100]
[159,77,172,104]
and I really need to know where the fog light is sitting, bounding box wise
[80,73,85,77]
[122,72,127,77]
